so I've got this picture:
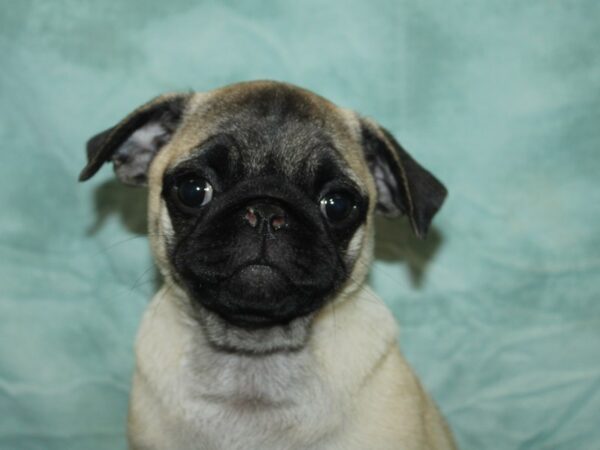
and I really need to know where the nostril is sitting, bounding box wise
[243,204,288,231]
[244,207,258,228]
[270,215,287,231]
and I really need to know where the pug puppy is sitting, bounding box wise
[80,81,456,450]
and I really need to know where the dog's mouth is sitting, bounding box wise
[227,263,291,297]
[217,310,287,329]
[189,261,322,329]
[218,263,293,328]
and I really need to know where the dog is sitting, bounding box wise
[80,80,456,450]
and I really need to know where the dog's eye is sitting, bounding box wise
[320,192,357,223]
[174,176,213,210]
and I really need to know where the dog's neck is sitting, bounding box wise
[140,285,318,411]
[195,307,315,354]
[136,282,399,409]
[185,333,318,409]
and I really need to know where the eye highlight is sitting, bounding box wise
[173,176,213,211]
[320,192,357,223]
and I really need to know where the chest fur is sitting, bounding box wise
[159,347,343,450]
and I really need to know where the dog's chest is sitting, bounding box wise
[172,347,342,450]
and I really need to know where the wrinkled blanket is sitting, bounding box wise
[1,1,599,449]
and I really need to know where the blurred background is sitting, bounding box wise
[1,1,599,449]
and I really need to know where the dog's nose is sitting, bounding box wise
[243,203,287,232]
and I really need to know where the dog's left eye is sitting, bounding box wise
[173,176,214,210]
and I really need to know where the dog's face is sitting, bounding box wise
[80,81,446,351]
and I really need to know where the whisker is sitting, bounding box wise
[94,235,147,255]
[130,265,158,292]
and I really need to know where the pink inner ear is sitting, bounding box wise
[111,122,170,186]
[125,122,170,153]
[372,162,401,217]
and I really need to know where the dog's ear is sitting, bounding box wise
[360,118,447,238]
[79,93,191,185]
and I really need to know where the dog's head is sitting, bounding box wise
[80,81,446,351]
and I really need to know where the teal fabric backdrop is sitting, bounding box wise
[1,1,599,449]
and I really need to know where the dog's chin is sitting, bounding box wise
[211,264,302,329]
[194,305,314,354]
[178,263,333,352]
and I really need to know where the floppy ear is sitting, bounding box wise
[360,118,448,238]
[79,93,191,185]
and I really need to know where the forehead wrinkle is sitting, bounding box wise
[210,111,332,178]
[165,132,236,174]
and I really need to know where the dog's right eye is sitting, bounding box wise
[320,192,357,223]
[173,176,214,211]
